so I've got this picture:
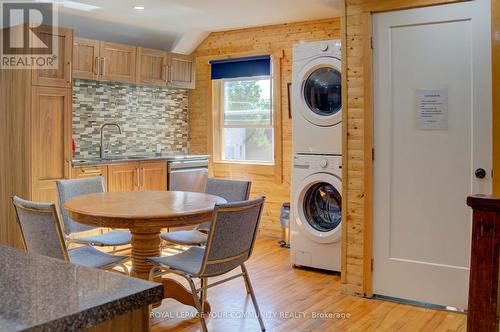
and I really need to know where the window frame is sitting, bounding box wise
[209,49,284,184]
[214,75,275,165]
[219,74,276,165]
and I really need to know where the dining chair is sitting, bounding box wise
[149,197,266,332]
[12,196,129,273]
[160,178,252,247]
[56,177,131,249]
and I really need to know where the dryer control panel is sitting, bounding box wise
[293,155,342,175]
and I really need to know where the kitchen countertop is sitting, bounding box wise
[72,153,209,166]
[0,245,163,332]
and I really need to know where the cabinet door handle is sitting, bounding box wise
[67,62,72,83]
[66,159,72,179]
[100,57,106,76]
[135,168,139,188]
[94,57,100,75]
[141,168,145,187]
[82,169,102,175]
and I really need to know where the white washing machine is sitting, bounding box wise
[292,40,342,155]
[290,154,342,271]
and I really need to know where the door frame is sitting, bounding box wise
[341,0,499,298]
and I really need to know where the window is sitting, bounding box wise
[220,77,273,163]
[210,55,275,164]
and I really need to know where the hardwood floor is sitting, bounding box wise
[151,237,466,332]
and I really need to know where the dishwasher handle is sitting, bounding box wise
[168,159,208,171]
[169,167,208,174]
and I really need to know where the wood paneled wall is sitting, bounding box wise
[188,19,341,238]
[342,0,471,297]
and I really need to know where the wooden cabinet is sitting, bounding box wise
[168,53,195,89]
[140,162,167,191]
[73,39,195,88]
[72,165,108,184]
[32,26,73,88]
[99,42,137,83]
[0,26,74,248]
[73,38,100,80]
[73,39,137,83]
[108,163,139,192]
[136,48,168,86]
[31,86,72,202]
[107,162,167,192]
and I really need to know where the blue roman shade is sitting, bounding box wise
[209,55,271,80]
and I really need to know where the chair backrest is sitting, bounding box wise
[198,196,265,277]
[56,177,105,234]
[205,178,251,202]
[197,178,252,230]
[12,196,69,261]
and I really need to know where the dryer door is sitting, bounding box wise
[293,173,342,244]
[295,57,342,127]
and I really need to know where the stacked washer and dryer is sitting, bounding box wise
[290,40,343,272]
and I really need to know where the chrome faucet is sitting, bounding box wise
[100,123,122,159]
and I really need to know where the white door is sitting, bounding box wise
[372,0,491,309]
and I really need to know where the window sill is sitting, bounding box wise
[212,160,275,167]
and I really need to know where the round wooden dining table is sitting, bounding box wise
[64,190,226,312]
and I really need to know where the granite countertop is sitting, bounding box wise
[72,153,210,166]
[0,245,163,332]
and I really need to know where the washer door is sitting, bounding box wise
[295,57,342,127]
[293,173,342,244]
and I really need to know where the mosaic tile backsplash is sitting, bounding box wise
[73,79,189,159]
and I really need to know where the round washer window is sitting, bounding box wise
[303,182,341,232]
[303,67,342,117]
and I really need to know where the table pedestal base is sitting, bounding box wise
[130,228,161,280]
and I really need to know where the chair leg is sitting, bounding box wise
[201,278,208,313]
[186,277,208,332]
[117,263,129,275]
[241,264,265,332]
[241,265,251,294]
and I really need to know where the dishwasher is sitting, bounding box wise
[167,159,209,193]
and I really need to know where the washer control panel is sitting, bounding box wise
[292,40,342,62]
[293,155,341,174]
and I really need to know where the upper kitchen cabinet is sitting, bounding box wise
[168,53,195,89]
[72,38,195,88]
[73,39,137,83]
[136,48,169,86]
[99,41,137,83]
[32,26,73,88]
[73,37,100,80]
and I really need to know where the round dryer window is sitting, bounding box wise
[303,67,342,117]
[303,182,341,232]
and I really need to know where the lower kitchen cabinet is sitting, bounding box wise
[72,165,108,187]
[108,163,139,192]
[107,162,167,192]
[140,162,167,191]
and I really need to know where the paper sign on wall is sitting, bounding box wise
[416,89,448,130]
